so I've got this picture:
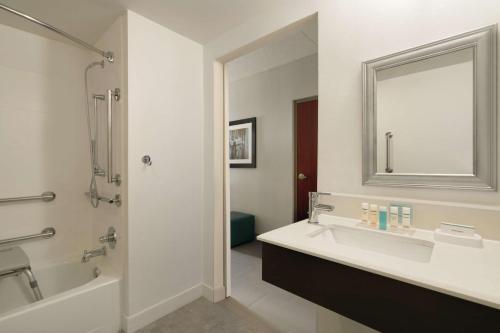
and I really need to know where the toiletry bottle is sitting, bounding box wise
[402,207,412,228]
[361,203,369,224]
[369,204,378,228]
[389,206,399,229]
[378,206,387,230]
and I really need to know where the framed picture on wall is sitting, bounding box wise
[229,117,256,168]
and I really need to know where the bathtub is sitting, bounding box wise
[0,259,121,333]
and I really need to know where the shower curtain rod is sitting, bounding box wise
[0,2,114,62]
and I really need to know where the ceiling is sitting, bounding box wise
[227,16,317,82]
[0,0,298,45]
[0,0,123,44]
[108,0,295,44]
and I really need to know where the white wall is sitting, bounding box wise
[203,0,500,295]
[0,23,93,266]
[229,54,318,234]
[317,0,500,237]
[125,10,204,332]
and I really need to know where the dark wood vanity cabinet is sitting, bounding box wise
[262,243,500,332]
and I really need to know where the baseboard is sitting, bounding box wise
[202,284,226,303]
[123,284,203,332]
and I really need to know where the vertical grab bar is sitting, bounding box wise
[93,94,105,177]
[106,89,113,183]
[107,88,121,185]
[385,131,393,173]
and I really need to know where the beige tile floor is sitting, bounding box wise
[231,241,316,333]
[136,297,279,333]
[137,241,316,333]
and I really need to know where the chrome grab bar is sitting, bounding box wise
[93,94,106,177]
[0,228,56,247]
[107,88,121,186]
[385,131,393,173]
[0,191,56,204]
[0,3,114,62]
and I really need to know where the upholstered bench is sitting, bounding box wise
[231,211,255,247]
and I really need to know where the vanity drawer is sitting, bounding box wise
[262,243,500,332]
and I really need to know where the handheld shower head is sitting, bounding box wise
[85,60,105,72]
[84,59,105,208]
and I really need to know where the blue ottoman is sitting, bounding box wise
[231,211,255,247]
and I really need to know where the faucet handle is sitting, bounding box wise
[309,191,332,203]
[99,227,117,249]
[308,192,335,224]
[314,203,335,211]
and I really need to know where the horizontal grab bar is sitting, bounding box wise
[0,227,56,247]
[0,191,56,204]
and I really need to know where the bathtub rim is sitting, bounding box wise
[0,260,121,320]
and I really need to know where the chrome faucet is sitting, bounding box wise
[81,246,106,263]
[308,192,335,224]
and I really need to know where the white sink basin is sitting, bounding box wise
[310,223,434,262]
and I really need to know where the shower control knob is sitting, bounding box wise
[99,227,117,249]
[142,155,152,166]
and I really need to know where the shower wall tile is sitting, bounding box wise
[0,23,94,266]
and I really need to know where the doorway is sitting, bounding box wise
[294,97,318,222]
[225,15,318,332]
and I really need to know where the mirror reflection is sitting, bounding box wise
[376,48,474,175]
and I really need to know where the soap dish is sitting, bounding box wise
[434,222,483,248]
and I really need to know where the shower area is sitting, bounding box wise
[0,3,125,332]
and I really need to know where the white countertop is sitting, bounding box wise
[257,215,500,310]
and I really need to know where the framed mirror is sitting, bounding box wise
[362,25,497,190]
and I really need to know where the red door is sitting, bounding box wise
[295,98,318,221]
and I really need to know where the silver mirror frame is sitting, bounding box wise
[362,25,497,191]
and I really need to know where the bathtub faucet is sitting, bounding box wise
[81,246,106,263]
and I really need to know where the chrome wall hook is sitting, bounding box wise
[142,155,152,166]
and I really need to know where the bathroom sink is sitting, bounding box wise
[310,223,434,262]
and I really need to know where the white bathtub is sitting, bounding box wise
[0,259,121,333]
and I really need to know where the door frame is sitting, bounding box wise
[212,14,319,301]
[293,96,318,222]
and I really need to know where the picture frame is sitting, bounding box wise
[229,117,256,168]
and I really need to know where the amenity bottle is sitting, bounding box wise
[361,202,369,224]
[378,206,387,230]
[389,206,399,229]
[402,207,412,229]
[369,204,378,228]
